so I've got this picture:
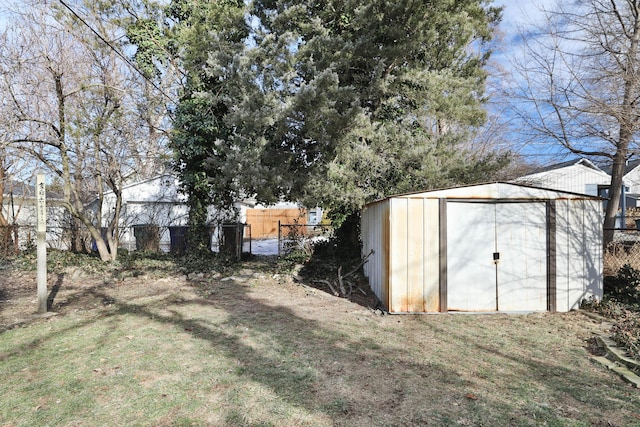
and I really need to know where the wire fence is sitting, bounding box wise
[277,223,334,255]
[599,208,640,274]
[605,209,640,274]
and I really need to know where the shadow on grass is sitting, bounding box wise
[2,266,638,425]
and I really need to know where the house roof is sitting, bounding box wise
[529,157,607,175]
[2,180,64,200]
[622,159,640,175]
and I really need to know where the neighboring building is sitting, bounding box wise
[617,159,640,206]
[514,158,611,197]
[0,180,70,250]
[101,174,318,252]
[361,182,603,314]
[515,158,636,227]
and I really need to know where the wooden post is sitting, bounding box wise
[36,173,47,314]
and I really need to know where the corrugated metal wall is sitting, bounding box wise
[361,201,390,306]
[361,184,603,314]
[388,198,440,313]
[555,199,603,311]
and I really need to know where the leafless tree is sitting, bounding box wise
[0,2,172,261]
[511,0,640,245]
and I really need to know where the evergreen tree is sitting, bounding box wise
[166,0,248,252]
[234,0,509,221]
[133,0,509,247]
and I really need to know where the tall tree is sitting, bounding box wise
[184,0,507,220]
[511,0,640,246]
[165,0,249,252]
[144,0,508,251]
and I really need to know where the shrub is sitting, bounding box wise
[580,296,629,319]
[603,264,640,304]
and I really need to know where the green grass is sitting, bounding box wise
[1,258,639,426]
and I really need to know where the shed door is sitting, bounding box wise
[447,201,548,312]
[496,202,547,311]
[447,202,497,311]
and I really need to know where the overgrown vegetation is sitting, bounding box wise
[0,248,241,280]
[610,311,640,362]
[582,263,640,361]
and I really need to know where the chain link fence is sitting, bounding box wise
[277,223,334,255]
[605,208,640,275]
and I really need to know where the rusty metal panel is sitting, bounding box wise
[407,199,425,312]
[446,202,497,311]
[496,202,547,311]
[423,199,440,312]
[385,198,441,313]
[382,201,390,310]
[389,198,409,312]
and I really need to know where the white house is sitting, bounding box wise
[619,159,640,203]
[102,174,318,252]
[102,174,246,251]
[514,158,611,197]
[1,180,69,250]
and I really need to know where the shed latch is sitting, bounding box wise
[493,252,500,264]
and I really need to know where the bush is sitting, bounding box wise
[603,264,640,304]
[580,296,629,319]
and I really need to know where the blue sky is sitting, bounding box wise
[491,0,572,163]
[0,0,558,162]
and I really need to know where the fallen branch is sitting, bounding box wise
[312,250,374,298]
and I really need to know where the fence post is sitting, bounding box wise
[278,220,281,256]
[247,224,252,255]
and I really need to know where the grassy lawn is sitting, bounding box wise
[0,256,639,426]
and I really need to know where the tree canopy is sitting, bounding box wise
[146,0,509,233]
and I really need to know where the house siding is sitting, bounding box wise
[516,164,611,196]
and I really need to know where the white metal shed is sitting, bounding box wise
[361,182,603,313]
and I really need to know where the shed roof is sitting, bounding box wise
[365,182,603,207]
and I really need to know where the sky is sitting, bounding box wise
[0,0,562,163]
[490,0,572,163]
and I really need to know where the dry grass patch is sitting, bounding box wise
[0,258,639,426]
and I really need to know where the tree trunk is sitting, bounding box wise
[603,148,628,246]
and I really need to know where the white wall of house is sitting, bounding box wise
[624,165,640,196]
[515,160,611,196]
[1,199,70,250]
